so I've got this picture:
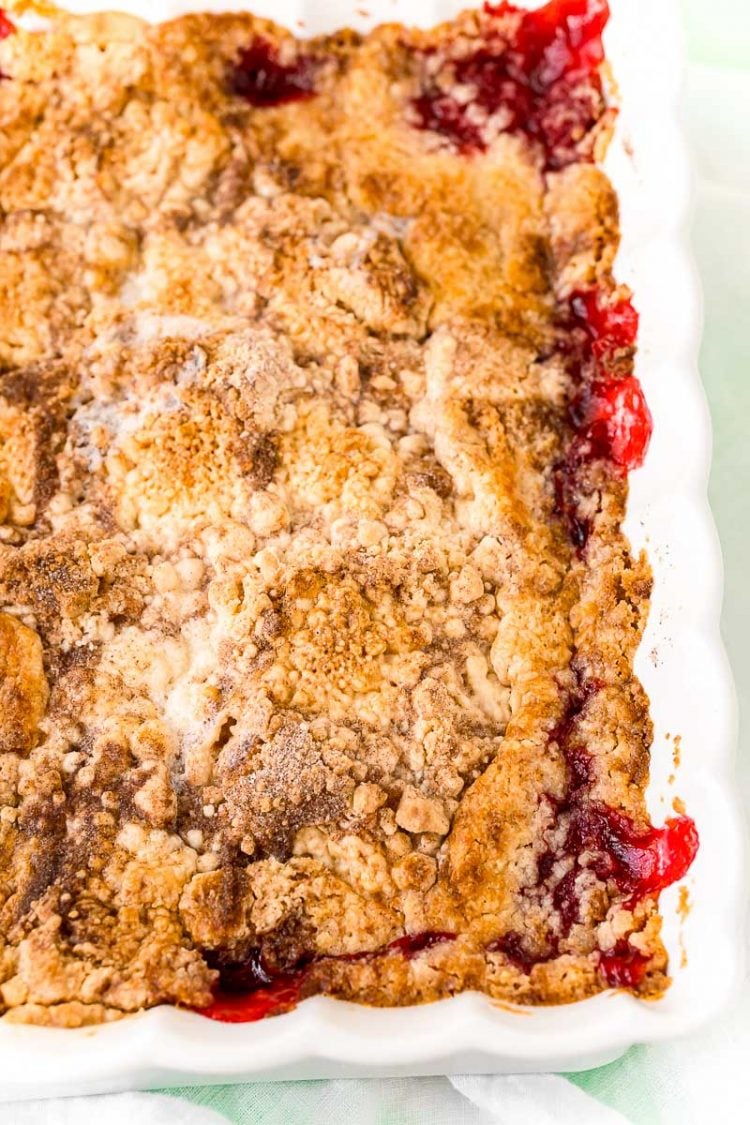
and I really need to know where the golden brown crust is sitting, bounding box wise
[0,613,48,754]
[0,4,665,1026]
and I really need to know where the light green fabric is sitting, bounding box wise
[682,0,750,67]
[169,6,750,1121]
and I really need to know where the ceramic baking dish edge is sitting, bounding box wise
[0,0,743,1098]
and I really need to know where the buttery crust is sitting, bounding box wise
[0,5,662,1026]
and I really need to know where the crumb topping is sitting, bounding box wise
[0,2,692,1026]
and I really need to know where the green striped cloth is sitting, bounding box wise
[166,2,750,1121]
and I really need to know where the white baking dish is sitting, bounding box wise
[0,0,743,1097]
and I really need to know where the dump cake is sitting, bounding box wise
[0,0,698,1027]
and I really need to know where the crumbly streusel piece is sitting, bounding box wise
[0,1,695,1026]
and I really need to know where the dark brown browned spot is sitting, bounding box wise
[237,430,279,488]
[408,461,453,499]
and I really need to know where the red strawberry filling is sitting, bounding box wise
[598,942,651,989]
[0,9,15,39]
[0,6,14,82]
[200,976,305,1023]
[487,930,557,973]
[566,805,699,902]
[230,37,320,106]
[569,287,640,360]
[411,0,610,169]
[197,932,457,1023]
[571,376,652,471]
[552,288,650,551]
[488,676,697,983]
